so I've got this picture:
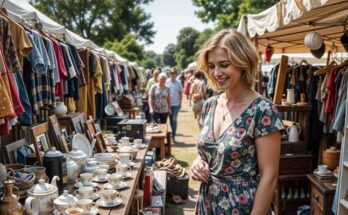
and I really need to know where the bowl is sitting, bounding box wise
[94,153,115,163]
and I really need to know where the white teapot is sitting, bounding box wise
[286,124,301,142]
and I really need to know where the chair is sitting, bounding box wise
[48,115,69,153]
[30,122,51,165]
[4,139,27,164]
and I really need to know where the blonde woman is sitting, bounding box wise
[190,29,283,215]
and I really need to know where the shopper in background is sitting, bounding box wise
[145,68,161,95]
[148,72,171,123]
[190,29,283,215]
[166,67,183,142]
[190,71,206,129]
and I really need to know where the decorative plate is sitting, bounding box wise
[104,104,116,116]
[72,133,92,158]
[313,169,333,176]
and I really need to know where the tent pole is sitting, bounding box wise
[254,35,263,94]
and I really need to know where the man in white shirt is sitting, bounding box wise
[166,67,183,141]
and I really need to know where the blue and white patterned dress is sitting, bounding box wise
[195,95,284,215]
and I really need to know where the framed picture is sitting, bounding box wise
[36,133,49,152]
[112,101,124,117]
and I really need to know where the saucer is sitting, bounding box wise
[128,161,135,167]
[96,198,123,208]
[75,182,99,188]
[76,193,99,201]
[83,207,99,215]
[314,169,333,176]
[122,172,132,179]
[92,174,109,183]
[139,144,147,149]
[104,182,128,190]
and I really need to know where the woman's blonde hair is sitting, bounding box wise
[196,29,258,90]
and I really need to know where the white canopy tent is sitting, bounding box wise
[238,0,348,53]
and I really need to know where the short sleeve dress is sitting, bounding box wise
[195,95,284,215]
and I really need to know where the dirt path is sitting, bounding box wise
[165,97,201,215]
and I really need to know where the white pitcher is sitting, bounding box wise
[286,89,295,104]
[286,124,301,142]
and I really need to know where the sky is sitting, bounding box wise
[143,0,215,54]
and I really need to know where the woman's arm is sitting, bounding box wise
[148,89,154,115]
[251,131,281,215]
[167,89,172,115]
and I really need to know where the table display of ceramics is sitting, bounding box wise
[83,161,98,174]
[25,176,59,215]
[103,181,128,190]
[66,158,79,182]
[72,134,92,158]
[96,198,122,207]
[69,147,88,174]
[74,187,99,201]
[53,190,78,213]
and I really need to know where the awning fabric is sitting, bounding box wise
[238,0,348,53]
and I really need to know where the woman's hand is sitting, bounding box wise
[190,157,210,183]
[149,109,154,115]
[168,109,172,116]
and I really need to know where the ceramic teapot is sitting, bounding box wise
[286,124,301,142]
[53,190,78,213]
[66,157,79,182]
[25,176,59,215]
[69,146,88,174]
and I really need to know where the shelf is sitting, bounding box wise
[279,174,309,181]
[340,199,348,209]
[275,104,312,112]
[344,161,348,168]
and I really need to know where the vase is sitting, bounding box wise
[54,102,67,116]
[0,180,23,215]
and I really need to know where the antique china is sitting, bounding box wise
[69,147,88,173]
[92,173,109,183]
[74,187,98,200]
[25,176,59,215]
[54,102,68,116]
[98,189,120,204]
[286,124,301,142]
[65,207,84,215]
[96,198,122,208]
[104,104,116,116]
[94,153,115,163]
[286,89,295,105]
[83,161,98,174]
[103,181,127,190]
[53,190,78,213]
[0,180,24,215]
[116,164,131,178]
[66,158,79,182]
[76,199,96,215]
[93,168,107,180]
[72,134,92,158]
[118,153,133,165]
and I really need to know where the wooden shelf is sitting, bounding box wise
[340,199,348,209]
[279,174,309,181]
[275,104,312,112]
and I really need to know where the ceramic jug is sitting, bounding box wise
[286,124,301,142]
[54,101,67,116]
[286,89,295,104]
[0,180,23,215]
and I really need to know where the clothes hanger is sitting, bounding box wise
[314,51,336,76]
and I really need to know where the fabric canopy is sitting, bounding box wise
[238,0,348,53]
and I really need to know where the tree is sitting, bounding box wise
[175,27,200,69]
[104,34,145,62]
[30,0,155,45]
[194,28,215,51]
[192,0,277,28]
[162,43,176,67]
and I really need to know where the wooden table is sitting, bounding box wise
[147,124,168,160]
[98,138,150,215]
[123,107,140,119]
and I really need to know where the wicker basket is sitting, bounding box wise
[7,169,35,190]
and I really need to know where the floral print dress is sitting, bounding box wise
[195,95,284,215]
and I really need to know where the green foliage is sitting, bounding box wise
[193,28,215,52]
[30,0,155,46]
[140,51,162,68]
[175,27,200,69]
[103,34,145,62]
[192,0,277,28]
[162,43,176,67]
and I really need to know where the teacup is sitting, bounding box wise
[120,137,130,147]
[108,173,123,187]
[116,164,131,177]
[65,207,84,215]
[99,189,120,203]
[318,164,328,174]
[77,199,95,212]
[74,186,98,199]
[54,200,69,213]
[118,153,133,165]
[97,164,110,171]
[79,173,93,186]
[94,168,108,180]
[329,146,337,151]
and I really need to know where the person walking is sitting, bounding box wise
[166,67,183,141]
[190,71,206,129]
[148,72,171,123]
[190,29,284,215]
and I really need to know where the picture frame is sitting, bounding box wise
[112,101,124,117]
[36,133,49,152]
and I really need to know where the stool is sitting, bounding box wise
[130,189,144,215]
